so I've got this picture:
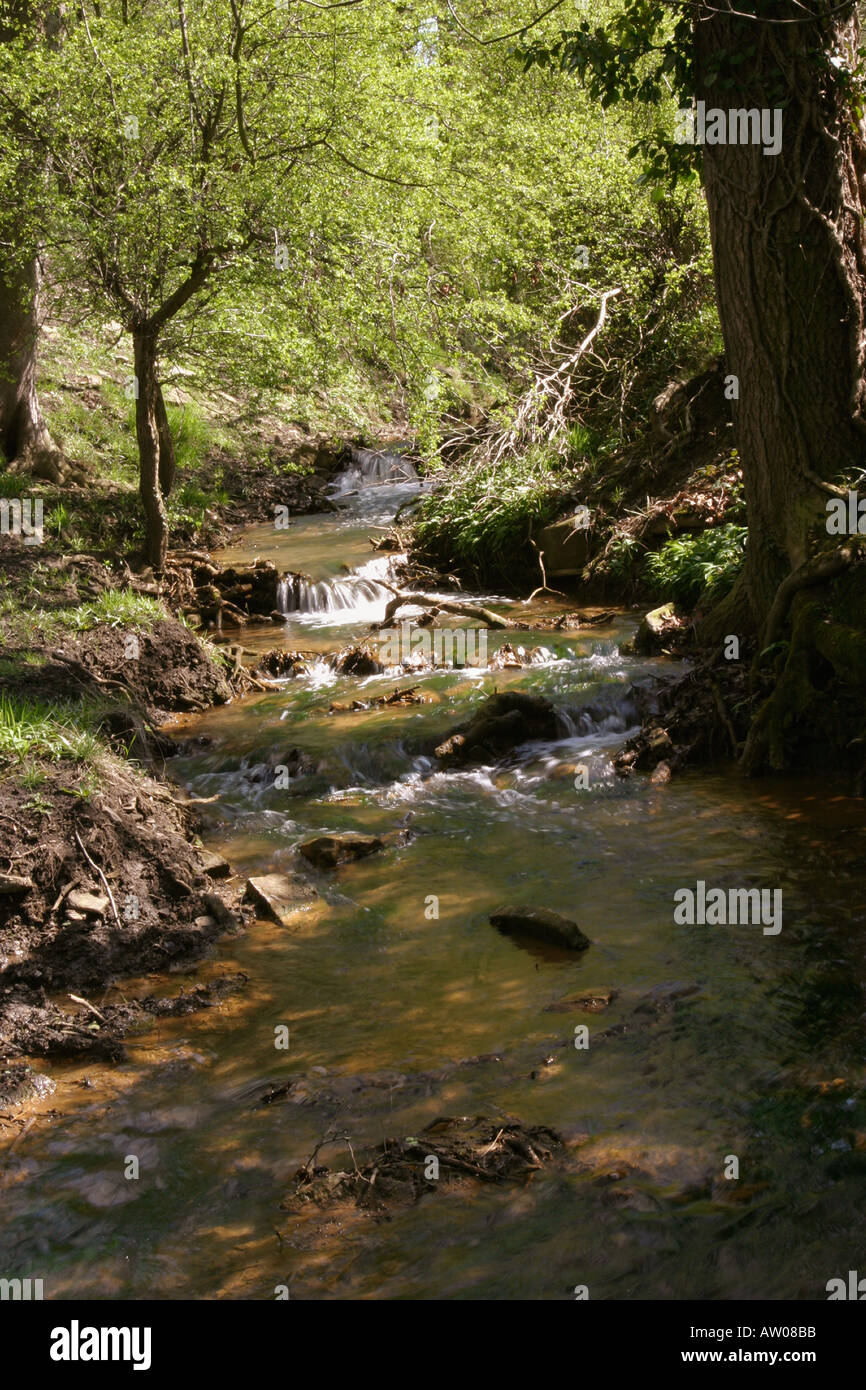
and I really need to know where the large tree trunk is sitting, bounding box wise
[696,0,866,641]
[133,329,169,572]
[694,2,866,772]
[0,250,62,482]
[0,5,63,484]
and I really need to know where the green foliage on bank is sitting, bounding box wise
[412,449,571,587]
[644,524,748,607]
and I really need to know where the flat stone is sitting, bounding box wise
[67,890,109,916]
[490,907,590,952]
[193,915,218,929]
[199,850,231,878]
[244,873,315,926]
[297,833,384,871]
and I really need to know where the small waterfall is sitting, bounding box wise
[277,555,397,619]
[331,445,418,494]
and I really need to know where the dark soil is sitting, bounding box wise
[614,654,753,778]
[0,549,253,1067]
[0,756,249,1061]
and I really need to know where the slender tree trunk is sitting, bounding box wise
[154,379,176,496]
[133,329,168,572]
[0,250,62,481]
[696,0,866,641]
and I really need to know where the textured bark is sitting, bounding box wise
[0,251,62,482]
[154,379,176,497]
[133,330,168,572]
[695,1,866,639]
[0,3,63,482]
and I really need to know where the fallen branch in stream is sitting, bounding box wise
[68,993,107,1024]
[377,579,515,628]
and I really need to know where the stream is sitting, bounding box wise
[4,451,866,1301]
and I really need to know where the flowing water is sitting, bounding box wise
[4,458,866,1301]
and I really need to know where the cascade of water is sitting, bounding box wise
[330,446,418,494]
[277,554,398,616]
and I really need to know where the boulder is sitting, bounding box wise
[632,602,678,655]
[297,832,385,871]
[490,907,591,952]
[534,513,592,577]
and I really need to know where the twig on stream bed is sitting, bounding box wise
[68,993,107,1024]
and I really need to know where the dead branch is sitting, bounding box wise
[73,830,123,931]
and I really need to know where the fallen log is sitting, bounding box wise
[378,581,515,629]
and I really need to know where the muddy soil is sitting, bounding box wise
[0,754,251,1061]
[0,544,255,1068]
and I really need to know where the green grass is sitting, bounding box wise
[0,693,103,765]
[0,470,30,498]
[50,592,167,632]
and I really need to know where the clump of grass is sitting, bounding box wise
[0,652,47,680]
[0,693,103,765]
[164,402,225,471]
[644,523,748,608]
[0,470,29,498]
[52,592,167,632]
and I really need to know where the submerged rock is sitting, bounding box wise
[434,691,563,767]
[244,873,316,925]
[0,1063,56,1109]
[297,832,385,870]
[545,988,616,1014]
[490,907,591,952]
